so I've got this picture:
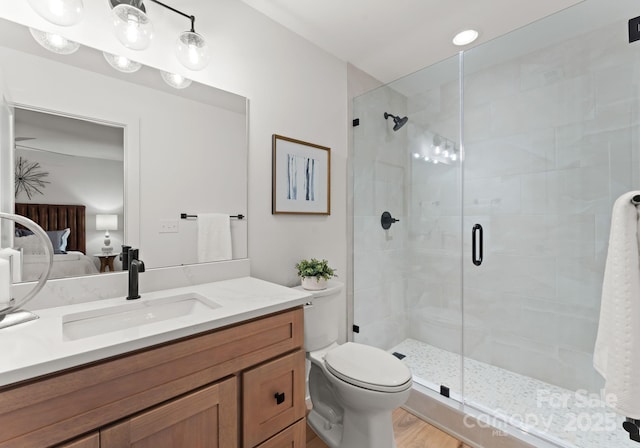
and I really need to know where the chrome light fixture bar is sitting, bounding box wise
[109,0,210,70]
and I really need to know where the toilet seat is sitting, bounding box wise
[324,342,412,393]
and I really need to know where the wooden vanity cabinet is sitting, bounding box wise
[101,378,237,448]
[0,307,305,448]
[57,433,99,448]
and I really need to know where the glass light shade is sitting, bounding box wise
[103,52,142,73]
[112,3,153,50]
[452,29,479,46]
[96,214,118,231]
[160,71,192,89]
[175,31,210,71]
[27,0,84,26]
[29,28,80,55]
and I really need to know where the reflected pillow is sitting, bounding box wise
[46,228,71,254]
[15,228,34,237]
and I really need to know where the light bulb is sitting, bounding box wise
[112,4,153,50]
[103,52,142,73]
[413,153,420,159]
[451,154,458,161]
[453,29,479,46]
[434,146,441,155]
[27,0,84,26]
[29,27,80,54]
[176,31,210,70]
[160,71,192,89]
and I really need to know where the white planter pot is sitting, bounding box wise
[301,277,328,291]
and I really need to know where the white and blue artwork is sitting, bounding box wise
[273,134,330,214]
[286,154,316,201]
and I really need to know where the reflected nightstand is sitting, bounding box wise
[94,253,118,272]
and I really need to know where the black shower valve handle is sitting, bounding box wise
[381,211,399,230]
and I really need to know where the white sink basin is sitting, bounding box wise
[62,293,221,341]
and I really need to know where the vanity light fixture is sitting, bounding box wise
[160,71,192,89]
[103,52,142,73]
[27,0,84,26]
[29,27,80,55]
[110,0,154,50]
[109,0,210,70]
[453,29,479,46]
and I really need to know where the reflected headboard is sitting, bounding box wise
[15,203,86,254]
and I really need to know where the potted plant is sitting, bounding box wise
[296,258,336,290]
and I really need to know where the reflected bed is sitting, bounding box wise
[14,203,99,281]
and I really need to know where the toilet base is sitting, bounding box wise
[308,406,398,448]
[308,409,342,448]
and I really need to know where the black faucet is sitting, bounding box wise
[121,245,131,271]
[126,248,145,300]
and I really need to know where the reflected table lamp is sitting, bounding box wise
[96,214,118,254]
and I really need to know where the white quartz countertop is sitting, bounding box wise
[0,276,311,387]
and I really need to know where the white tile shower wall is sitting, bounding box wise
[409,19,640,392]
[352,85,409,349]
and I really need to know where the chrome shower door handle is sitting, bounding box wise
[472,224,483,266]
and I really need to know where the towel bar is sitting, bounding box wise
[180,213,245,220]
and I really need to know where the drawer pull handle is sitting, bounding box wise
[274,392,285,405]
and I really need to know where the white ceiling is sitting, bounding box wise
[239,0,584,83]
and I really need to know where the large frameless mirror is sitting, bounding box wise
[0,17,248,285]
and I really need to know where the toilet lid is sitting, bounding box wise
[324,342,412,392]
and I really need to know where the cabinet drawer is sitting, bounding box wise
[243,350,306,448]
[255,419,306,448]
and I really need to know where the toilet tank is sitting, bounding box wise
[295,281,343,352]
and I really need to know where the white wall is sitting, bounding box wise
[14,146,124,255]
[0,1,348,334]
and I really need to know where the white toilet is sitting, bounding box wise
[296,281,412,448]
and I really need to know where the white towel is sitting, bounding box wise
[0,248,22,283]
[594,190,640,418]
[197,214,232,263]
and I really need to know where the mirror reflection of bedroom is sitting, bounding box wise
[12,107,124,282]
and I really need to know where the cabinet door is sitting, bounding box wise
[56,432,99,448]
[101,378,237,448]
[255,420,305,448]
[243,350,306,447]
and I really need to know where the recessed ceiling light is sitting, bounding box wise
[453,29,479,46]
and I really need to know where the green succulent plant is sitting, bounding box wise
[295,258,336,281]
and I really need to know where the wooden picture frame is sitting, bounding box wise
[272,134,330,215]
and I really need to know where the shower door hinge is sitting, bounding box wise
[629,16,640,43]
[352,324,360,333]
[440,385,450,398]
[352,118,360,127]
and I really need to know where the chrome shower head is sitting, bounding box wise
[384,112,408,131]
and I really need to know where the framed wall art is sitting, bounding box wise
[272,134,330,215]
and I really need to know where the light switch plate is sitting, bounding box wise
[160,220,179,233]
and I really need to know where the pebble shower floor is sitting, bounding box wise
[391,339,636,448]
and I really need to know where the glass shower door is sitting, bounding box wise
[461,0,640,446]
[352,54,464,401]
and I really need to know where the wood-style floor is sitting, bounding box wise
[306,407,473,448]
